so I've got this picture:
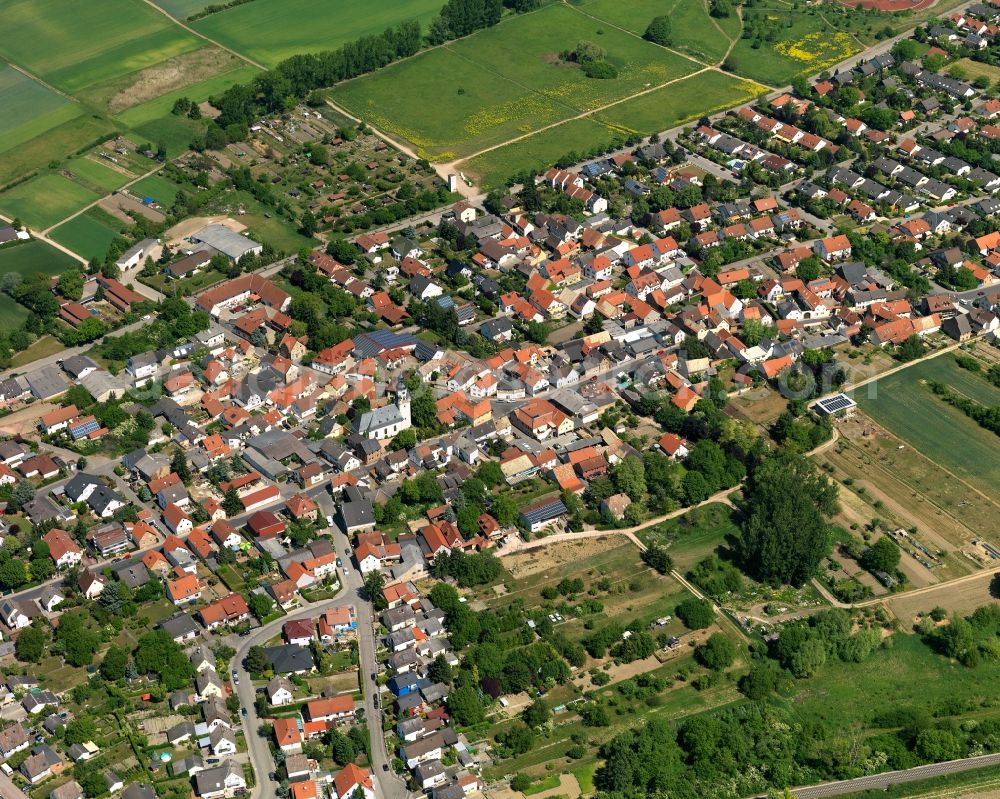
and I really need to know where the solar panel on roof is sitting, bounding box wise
[816,394,856,414]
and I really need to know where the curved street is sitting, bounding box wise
[229,522,407,799]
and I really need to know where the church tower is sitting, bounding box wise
[396,377,411,427]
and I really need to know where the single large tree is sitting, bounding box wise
[736,453,839,586]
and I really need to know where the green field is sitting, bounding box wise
[462,69,763,186]
[0,66,83,155]
[723,3,861,85]
[463,118,623,187]
[0,175,100,230]
[593,70,766,135]
[851,355,1000,498]
[193,0,444,67]
[0,295,29,328]
[789,633,1000,732]
[64,157,133,193]
[0,0,202,94]
[151,0,215,18]
[0,239,80,278]
[0,115,117,189]
[129,174,181,207]
[0,239,80,322]
[332,3,698,161]
[50,214,124,261]
[115,63,260,127]
[581,0,739,64]
[130,114,205,157]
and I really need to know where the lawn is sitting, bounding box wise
[0,65,83,156]
[64,156,135,193]
[462,117,623,188]
[851,354,1000,498]
[332,3,698,162]
[10,336,66,368]
[129,174,181,207]
[581,0,740,64]
[50,214,124,261]
[0,0,203,94]
[592,70,767,135]
[723,3,861,86]
[193,0,444,67]
[0,174,100,230]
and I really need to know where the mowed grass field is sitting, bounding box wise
[0,65,83,155]
[331,3,699,161]
[64,157,134,193]
[193,0,444,67]
[851,355,1000,498]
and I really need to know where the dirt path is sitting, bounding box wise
[565,0,713,70]
[7,63,75,102]
[0,211,87,266]
[138,0,267,71]
[41,164,164,235]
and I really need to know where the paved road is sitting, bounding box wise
[752,752,1000,798]
[231,523,407,799]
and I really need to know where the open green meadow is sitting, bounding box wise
[851,355,1000,498]
[581,0,739,64]
[462,118,623,188]
[637,502,740,571]
[0,175,100,230]
[0,115,117,189]
[445,5,700,111]
[593,70,766,135]
[332,3,698,161]
[0,0,202,95]
[723,2,861,85]
[50,213,125,262]
[333,48,572,160]
[193,0,444,67]
[788,633,1000,731]
[0,240,79,278]
[0,65,82,155]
